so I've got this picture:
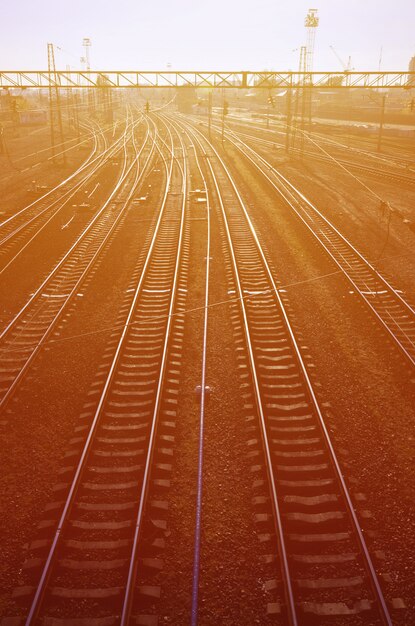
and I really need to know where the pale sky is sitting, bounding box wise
[0,0,414,72]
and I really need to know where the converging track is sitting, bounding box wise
[221,115,415,185]
[1,107,413,626]
[205,120,415,368]
[0,119,127,276]
[0,113,155,408]
[175,115,394,625]
[8,116,189,626]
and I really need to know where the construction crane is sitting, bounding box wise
[294,8,319,156]
[329,45,354,72]
[305,8,319,73]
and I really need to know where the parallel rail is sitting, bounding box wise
[0,115,155,409]
[0,121,104,242]
[163,114,212,626]
[13,117,188,626]
[0,121,122,274]
[179,115,393,625]
[224,113,415,164]
[229,125,415,187]
[2,110,406,624]
[218,124,415,367]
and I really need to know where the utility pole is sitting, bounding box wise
[97,74,113,123]
[285,87,292,153]
[377,94,387,152]
[221,91,228,145]
[48,44,56,160]
[208,91,212,138]
[47,43,65,165]
[266,90,270,129]
[83,37,94,116]
[305,8,319,74]
[290,48,305,155]
[299,45,307,157]
[266,91,276,130]
[221,99,225,144]
[66,64,72,130]
[74,92,80,138]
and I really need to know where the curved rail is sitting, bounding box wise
[0,119,127,266]
[0,114,155,409]
[226,124,415,186]
[0,120,106,237]
[21,117,188,626]
[223,113,415,175]
[212,120,415,367]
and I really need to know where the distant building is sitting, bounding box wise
[19,110,48,126]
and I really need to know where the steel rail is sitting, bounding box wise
[0,120,101,185]
[0,115,138,338]
[183,118,298,626]
[221,114,415,172]
[188,131,211,626]
[0,127,101,244]
[0,119,124,250]
[219,126,415,367]
[196,111,415,356]
[178,114,393,626]
[0,119,112,233]
[119,113,188,626]
[23,117,185,626]
[0,115,155,410]
[0,127,112,276]
[224,125,415,186]
[165,113,212,626]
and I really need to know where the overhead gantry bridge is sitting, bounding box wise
[0,70,414,89]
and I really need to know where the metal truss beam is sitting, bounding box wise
[0,70,414,89]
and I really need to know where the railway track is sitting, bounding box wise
[246,130,415,186]
[203,120,415,368]
[225,113,415,171]
[0,120,106,190]
[161,115,212,626]
[0,121,105,239]
[174,115,396,625]
[219,117,415,187]
[1,110,409,624]
[0,120,126,273]
[0,114,157,409]
[6,116,189,626]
